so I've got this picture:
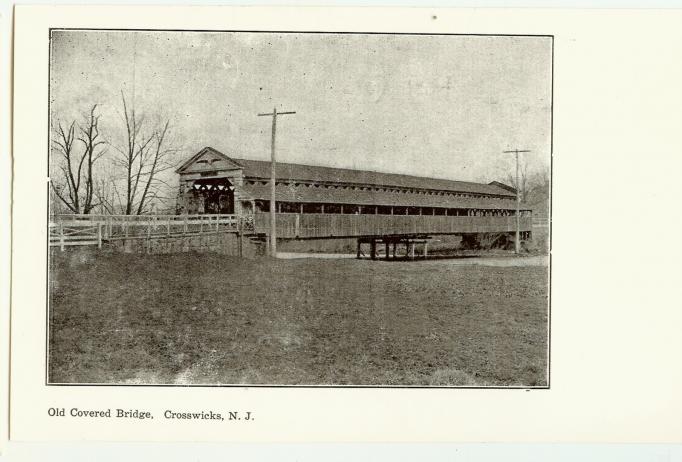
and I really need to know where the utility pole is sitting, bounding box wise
[258,107,296,257]
[503,149,530,254]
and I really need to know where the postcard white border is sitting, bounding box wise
[10,5,682,443]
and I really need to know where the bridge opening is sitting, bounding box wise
[251,199,529,219]
[189,178,235,214]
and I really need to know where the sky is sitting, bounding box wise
[50,30,551,184]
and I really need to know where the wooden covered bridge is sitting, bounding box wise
[172,147,533,257]
[50,147,532,256]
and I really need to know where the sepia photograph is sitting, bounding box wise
[47,29,551,387]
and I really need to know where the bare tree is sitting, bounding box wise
[135,120,176,214]
[92,178,120,215]
[78,105,107,212]
[113,91,179,215]
[524,168,550,216]
[50,105,106,214]
[530,168,550,192]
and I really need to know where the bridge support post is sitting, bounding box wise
[385,242,389,260]
[370,239,377,260]
[356,239,361,259]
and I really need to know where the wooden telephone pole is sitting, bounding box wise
[258,107,296,257]
[503,149,530,254]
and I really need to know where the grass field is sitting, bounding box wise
[48,250,549,386]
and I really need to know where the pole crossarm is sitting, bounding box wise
[258,111,296,116]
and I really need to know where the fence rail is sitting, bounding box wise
[49,214,243,249]
[49,222,103,250]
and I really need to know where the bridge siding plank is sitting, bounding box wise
[254,213,532,239]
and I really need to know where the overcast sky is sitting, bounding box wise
[50,30,551,183]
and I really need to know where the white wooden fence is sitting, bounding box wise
[49,214,242,250]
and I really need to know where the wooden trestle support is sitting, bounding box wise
[356,236,431,260]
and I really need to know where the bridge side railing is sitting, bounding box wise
[254,213,533,239]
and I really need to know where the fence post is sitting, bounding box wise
[183,216,188,234]
[97,223,102,249]
[59,223,65,252]
[238,217,244,258]
[167,218,171,236]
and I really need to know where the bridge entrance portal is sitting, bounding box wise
[190,178,235,214]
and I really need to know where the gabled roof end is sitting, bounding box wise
[176,147,244,174]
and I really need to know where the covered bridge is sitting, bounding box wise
[175,147,532,241]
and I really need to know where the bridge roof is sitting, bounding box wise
[240,181,519,210]
[232,158,515,198]
[178,147,520,209]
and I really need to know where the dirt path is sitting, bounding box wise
[277,252,548,267]
[422,255,548,267]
